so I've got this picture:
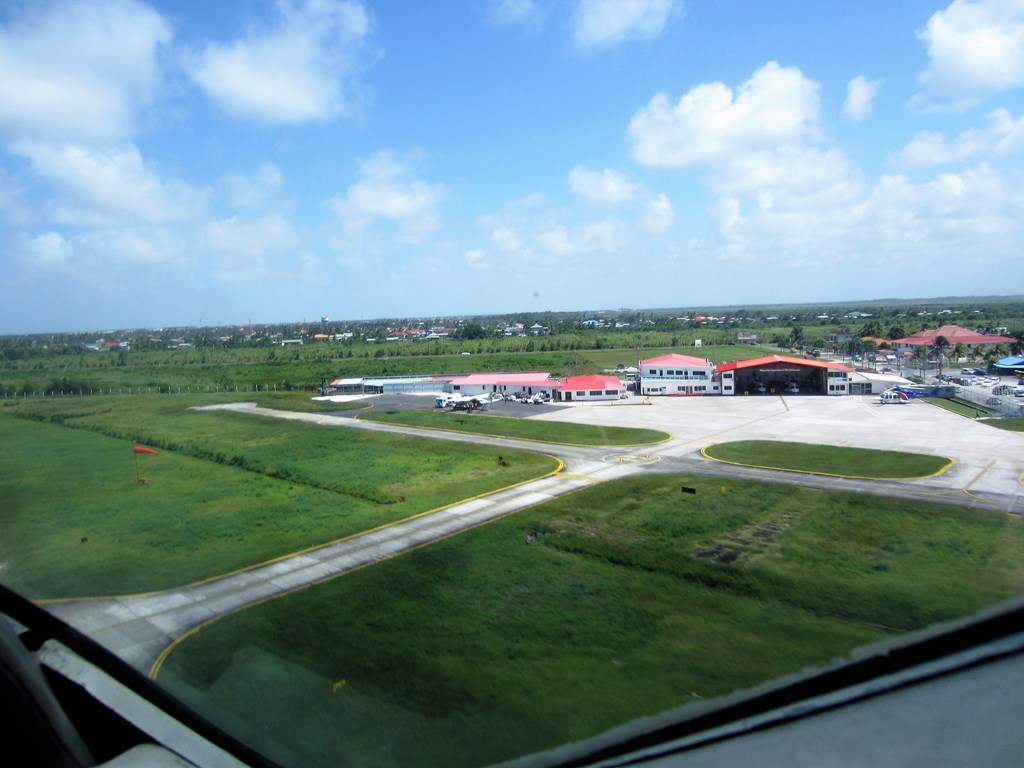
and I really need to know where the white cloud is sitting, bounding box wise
[183,0,376,124]
[864,164,1022,253]
[844,75,882,121]
[629,61,821,167]
[488,0,545,27]
[9,142,209,227]
[708,162,1024,274]
[18,231,74,271]
[568,165,641,204]
[571,0,680,50]
[205,213,297,258]
[83,228,174,264]
[643,192,674,232]
[712,146,863,202]
[916,0,1024,108]
[537,218,626,255]
[0,0,171,144]
[896,108,1024,167]
[463,248,487,270]
[203,212,304,283]
[329,151,446,243]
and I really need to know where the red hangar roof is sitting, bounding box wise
[715,355,851,373]
[559,374,622,392]
[641,353,713,367]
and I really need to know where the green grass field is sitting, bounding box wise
[359,407,669,445]
[1,342,764,395]
[3,384,1022,767]
[703,440,952,478]
[157,473,1024,768]
[0,397,557,597]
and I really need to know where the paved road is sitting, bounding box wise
[48,396,1024,674]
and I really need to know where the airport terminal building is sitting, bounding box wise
[639,354,718,396]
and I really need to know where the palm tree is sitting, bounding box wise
[1010,330,1024,357]
[860,320,882,338]
[931,335,950,378]
[912,345,929,379]
[951,342,966,367]
[887,321,907,341]
[861,339,878,369]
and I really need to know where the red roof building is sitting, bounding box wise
[640,353,716,396]
[891,325,1013,353]
[445,372,554,397]
[557,375,623,402]
[715,355,851,396]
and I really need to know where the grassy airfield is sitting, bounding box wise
[2,391,1022,767]
[158,473,1024,768]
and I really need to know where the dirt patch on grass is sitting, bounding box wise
[693,511,802,565]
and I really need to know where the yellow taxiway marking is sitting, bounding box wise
[557,472,606,484]
[963,459,995,492]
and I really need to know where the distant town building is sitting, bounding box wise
[890,325,1014,355]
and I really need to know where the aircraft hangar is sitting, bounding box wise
[716,355,851,396]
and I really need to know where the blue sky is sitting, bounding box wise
[2,0,1023,334]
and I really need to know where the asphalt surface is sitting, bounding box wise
[48,393,1024,674]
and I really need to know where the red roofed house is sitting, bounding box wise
[640,353,717,396]
[557,375,623,402]
[890,325,1014,356]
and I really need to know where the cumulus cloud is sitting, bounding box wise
[571,0,680,50]
[0,0,171,144]
[643,192,674,232]
[864,164,1023,254]
[9,142,208,227]
[897,108,1024,167]
[629,61,821,167]
[183,0,376,124]
[844,75,882,121]
[712,146,863,202]
[203,212,304,283]
[18,231,75,271]
[708,161,1024,277]
[329,151,446,243]
[205,213,297,258]
[568,165,641,204]
[916,0,1024,108]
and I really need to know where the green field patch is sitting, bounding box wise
[359,408,668,446]
[0,399,557,597]
[979,417,1024,432]
[703,440,951,478]
[158,473,1024,768]
[924,396,998,418]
